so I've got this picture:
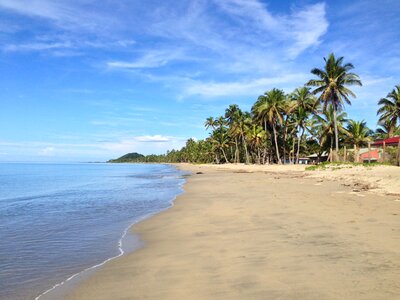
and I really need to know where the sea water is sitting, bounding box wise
[0,163,185,300]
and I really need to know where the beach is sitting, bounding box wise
[67,164,400,300]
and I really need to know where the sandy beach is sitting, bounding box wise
[67,164,400,300]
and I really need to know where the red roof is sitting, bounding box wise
[372,136,400,146]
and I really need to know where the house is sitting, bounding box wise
[372,136,400,147]
[358,148,380,163]
[298,157,310,164]
[307,151,329,164]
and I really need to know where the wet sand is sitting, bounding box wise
[68,164,400,300]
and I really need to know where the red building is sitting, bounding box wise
[372,136,400,147]
[359,149,380,162]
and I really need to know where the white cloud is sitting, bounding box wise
[98,136,186,156]
[214,1,328,58]
[38,146,56,156]
[107,49,186,70]
[3,37,135,53]
[182,73,309,97]
[286,3,328,58]
[134,135,170,142]
[4,41,72,52]
[360,75,394,87]
[0,135,187,161]
[0,0,118,33]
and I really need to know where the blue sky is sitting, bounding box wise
[0,0,399,162]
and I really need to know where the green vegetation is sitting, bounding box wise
[306,53,362,159]
[109,53,400,165]
[377,85,400,137]
[305,162,391,171]
[108,152,144,163]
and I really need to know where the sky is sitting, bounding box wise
[0,0,399,162]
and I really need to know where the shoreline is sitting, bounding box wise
[35,164,187,300]
[35,215,145,300]
[67,163,400,299]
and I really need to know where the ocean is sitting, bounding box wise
[0,163,185,300]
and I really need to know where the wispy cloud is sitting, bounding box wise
[0,134,187,161]
[4,41,72,52]
[0,0,119,33]
[182,73,309,97]
[134,135,171,142]
[214,1,328,58]
[38,146,55,156]
[286,3,328,58]
[107,49,186,70]
[3,36,135,54]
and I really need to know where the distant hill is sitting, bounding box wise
[108,152,145,163]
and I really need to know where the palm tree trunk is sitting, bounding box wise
[283,125,288,164]
[221,148,229,164]
[241,133,250,164]
[291,136,296,164]
[235,137,239,163]
[296,127,305,164]
[263,148,267,164]
[272,123,281,164]
[333,107,339,162]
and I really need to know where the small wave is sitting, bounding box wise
[35,175,186,300]
[34,213,147,300]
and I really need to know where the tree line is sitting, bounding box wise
[113,53,400,165]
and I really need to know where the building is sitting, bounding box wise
[372,136,400,147]
[298,157,310,164]
[307,151,329,164]
[358,148,380,163]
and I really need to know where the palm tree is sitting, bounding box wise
[252,88,287,164]
[306,53,362,160]
[225,105,242,163]
[314,105,348,156]
[346,120,372,149]
[281,98,297,164]
[210,129,230,163]
[291,87,318,163]
[205,117,216,131]
[377,84,400,136]
[291,87,318,112]
[236,111,251,164]
[246,124,266,164]
[375,121,400,139]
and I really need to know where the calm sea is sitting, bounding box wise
[0,163,185,300]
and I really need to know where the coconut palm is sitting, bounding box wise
[290,87,318,163]
[235,111,251,164]
[252,88,287,164]
[281,98,297,164]
[377,84,400,135]
[306,53,362,160]
[205,117,216,131]
[246,124,266,164]
[345,120,372,149]
[291,87,318,112]
[225,104,242,163]
[375,121,400,139]
[314,105,348,153]
[293,107,311,163]
[210,128,230,163]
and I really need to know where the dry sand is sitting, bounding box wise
[68,164,400,300]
